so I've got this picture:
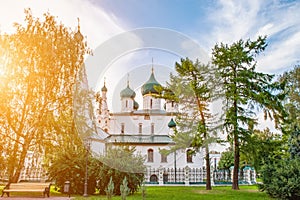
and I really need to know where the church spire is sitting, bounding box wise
[97,78,110,132]
[74,17,83,42]
[77,17,80,31]
[151,58,154,74]
[101,77,107,92]
[127,73,130,87]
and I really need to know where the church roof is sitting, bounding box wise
[168,118,176,128]
[105,135,174,144]
[141,69,162,95]
[101,84,107,92]
[120,84,136,98]
[101,79,107,92]
[134,100,139,110]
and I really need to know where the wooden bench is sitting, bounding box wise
[1,182,51,197]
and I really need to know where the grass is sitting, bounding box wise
[74,185,271,200]
[1,184,271,199]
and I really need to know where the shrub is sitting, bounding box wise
[105,177,114,200]
[96,146,145,195]
[260,158,300,200]
[120,177,130,200]
[47,148,97,195]
[260,127,300,200]
[141,182,146,200]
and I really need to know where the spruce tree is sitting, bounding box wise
[212,36,286,189]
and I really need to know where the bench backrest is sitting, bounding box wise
[7,183,51,190]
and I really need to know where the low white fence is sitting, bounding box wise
[145,166,256,185]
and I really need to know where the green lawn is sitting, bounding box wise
[74,185,271,200]
[1,184,271,199]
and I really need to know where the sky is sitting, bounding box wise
[1,0,300,129]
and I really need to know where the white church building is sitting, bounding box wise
[92,67,255,185]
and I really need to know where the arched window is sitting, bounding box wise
[125,100,128,108]
[121,123,125,134]
[150,99,153,109]
[139,123,143,134]
[187,149,193,163]
[150,174,158,182]
[161,153,167,163]
[148,149,154,162]
[151,123,155,134]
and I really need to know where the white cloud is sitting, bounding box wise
[258,30,300,73]
[209,0,262,43]
[204,0,300,73]
[0,0,125,49]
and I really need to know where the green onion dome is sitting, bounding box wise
[134,100,139,110]
[120,85,136,98]
[141,71,161,95]
[168,118,176,128]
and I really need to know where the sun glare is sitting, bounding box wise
[0,65,4,76]
[0,54,8,88]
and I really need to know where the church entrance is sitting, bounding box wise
[150,174,158,183]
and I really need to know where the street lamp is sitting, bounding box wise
[168,118,177,183]
[83,138,90,197]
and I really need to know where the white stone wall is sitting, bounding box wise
[134,146,204,169]
[109,115,172,135]
[143,95,161,110]
[165,100,178,113]
[121,97,134,112]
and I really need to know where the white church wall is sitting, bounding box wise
[121,97,134,112]
[143,95,161,110]
[109,114,174,135]
[133,145,204,169]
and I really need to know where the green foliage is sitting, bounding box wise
[218,150,234,171]
[47,58,96,195]
[48,146,144,196]
[105,177,114,200]
[120,177,130,200]
[96,146,145,195]
[141,183,146,200]
[288,126,300,159]
[280,65,300,130]
[240,128,285,173]
[161,58,217,190]
[260,158,300,200]
[212,36,286,189]
[0,9,90,182]
[47,147,96,195]
[260,127,300,200]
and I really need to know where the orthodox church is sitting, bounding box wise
[93,67,225,184]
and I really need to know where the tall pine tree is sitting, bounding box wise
[161,58,217,190]
[212,36,286,189]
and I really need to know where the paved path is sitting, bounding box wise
[0,197,72,200]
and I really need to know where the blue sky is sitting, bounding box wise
[1,1,299,71]
[94,0,209,32]
[92,0,300,72]
[1,0,300,117]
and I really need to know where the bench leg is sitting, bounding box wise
[44,188,50,197]
[43,191,50,198]
[1,192,9,197]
